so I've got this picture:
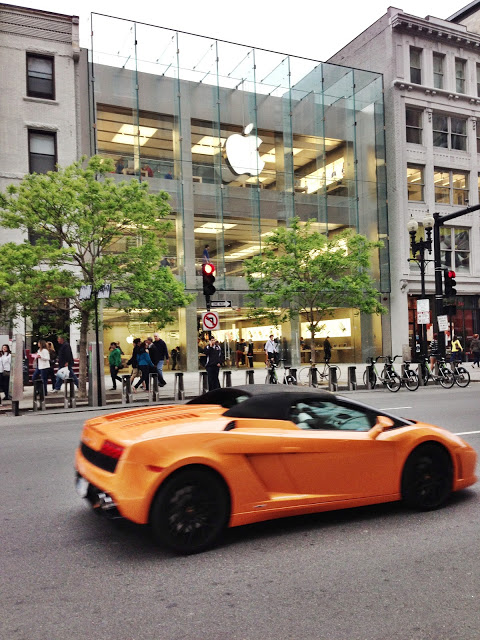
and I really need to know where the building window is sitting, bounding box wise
[477,64,480,97]
[28,130,56,174]
[410,48,422,84]
[433,53,444,89]
[440,226,470,272]
[433,114,467,151]
[407,164,424,201]
[406,108,422,144]
[455,58,466,94]
[26,53,54,100]
[434,169,469,205]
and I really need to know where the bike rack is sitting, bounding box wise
[328,366,338,392]
[174,372,185,400]
[64,377,76,409]
[347,366,357,390]
[309,367,318,387]
[222,370,232,387]
[121,374,133,405]
[148,373,159,403]
[33,379,45,411]
[290,368,297,384]
[365,364,375,390]
[245,369,255,384]
[199,371,208,394]
[417,362,427,386]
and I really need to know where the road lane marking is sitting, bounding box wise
[381,407,412,410]
[453,430,480,436]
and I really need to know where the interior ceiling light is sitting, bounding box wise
[261,147,302,163]
[194,222,237,234]
[111,124,158,146]
[191,135,225,155]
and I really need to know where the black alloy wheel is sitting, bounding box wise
[150,468,230,554]
[401,444,453,511]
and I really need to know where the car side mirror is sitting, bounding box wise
[369,415,394,439]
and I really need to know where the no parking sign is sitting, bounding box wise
[202,311,219,331]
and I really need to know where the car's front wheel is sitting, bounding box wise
[150,467,230,554]
[401,444,452,511]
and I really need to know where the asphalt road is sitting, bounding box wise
[1,386,479,640]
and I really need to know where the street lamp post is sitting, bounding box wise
[407,213,435,360]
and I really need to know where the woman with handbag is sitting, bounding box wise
[134,341,155,392]
[0,344,12,401]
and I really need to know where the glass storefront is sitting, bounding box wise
[89,14,389,368]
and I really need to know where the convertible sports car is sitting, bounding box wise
[75,386,477,554]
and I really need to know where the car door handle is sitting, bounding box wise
[281,446,301,452]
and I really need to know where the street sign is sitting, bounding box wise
[437,315,449,332]
[209,300,232,308]
[417,299,430,312]
[202,311,219,331]
[417,311,430,325]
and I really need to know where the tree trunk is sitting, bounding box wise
[309,332,316,364]
[78,309,90,399]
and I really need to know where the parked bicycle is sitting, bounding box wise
[265,359,296,385]
[392,355,419,391]
[362,356,401,392]
[450,360,471,387]
[421,357,455,388]
[298,360,340,387]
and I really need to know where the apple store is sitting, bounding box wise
[88,14,389,369]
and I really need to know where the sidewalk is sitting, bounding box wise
[1,361,479,416]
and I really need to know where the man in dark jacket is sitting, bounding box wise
[152,333,169,387]
[204,337,224,390]
[53,336,79,390]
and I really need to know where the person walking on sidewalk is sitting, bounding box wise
[34,339,51,396]
[204,336,224,390]
[0,344,12,401]
[54,336,79,391]
[134,341,155,391]
[108,342,122,390]
[470,333,480,367]
[152,333,169,386]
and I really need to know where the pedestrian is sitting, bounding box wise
[470,333,480,367]
[450,336,463,363]
[134,341,155,391]
[204,336,224,390]
[202,244,210,263]
[323,336,332,363]
[171,346,179,370]
[264,334,276,365]
[46,340,57,391]
[34,339,51,396]
[53,336,79,391]
[236,338,246,366]
[108,342,122,390]
[0,344,12,401]
[127,338,144,389]
[152,333,169,386]
[247,340,254,368]
[429,333,439,369]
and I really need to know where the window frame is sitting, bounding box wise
[410,47,422,84]
[433,114,467,151]
[28,129,57,175]
[434,168,469,206]
[439,226,470,273]
[405,107,423,144]
[26,52,55,100]
[455,58,466,94]
[433,52,444,90]
[407,164,425,202]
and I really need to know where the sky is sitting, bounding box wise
[4,0,473,61]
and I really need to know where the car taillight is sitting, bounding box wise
[100,440,125,460]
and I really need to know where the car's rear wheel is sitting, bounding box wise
[150,467,230,554]
[401,444,452,511]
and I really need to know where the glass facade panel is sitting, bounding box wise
[89,13,388,365]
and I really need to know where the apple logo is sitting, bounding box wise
[223,123,265,182]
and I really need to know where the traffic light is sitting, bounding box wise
[444,269,457,297]
[202,262,216,296]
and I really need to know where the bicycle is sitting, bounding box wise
[362,356,401,392]
[265,359,296,385]
[298,360,340,387]
[421,358,455,389]
[392,355,419,391]
[450,360,471,388]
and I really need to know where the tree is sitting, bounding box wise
[0,156,193,396]
[243,218,386,362]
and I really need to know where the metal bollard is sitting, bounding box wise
[64,377,76,409]
[121,374,133,405]
[245,369,255,385]
[174,372,185,400]
[365,364,374,390]
[33,378,45,411]
[328,366,338,392]
[309,367,318,387]
[222,370,232,387]
[347,366,357,391]
[290,368,297,384]
[199,371,208,394]
[148,373,159,403]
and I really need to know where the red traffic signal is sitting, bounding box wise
[444,269,457,297]
[202,262,216,296]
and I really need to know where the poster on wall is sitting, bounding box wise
[300,318,351,339]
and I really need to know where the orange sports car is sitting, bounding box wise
[75,386,477,554]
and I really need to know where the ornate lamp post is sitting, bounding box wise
[407,213,435,359]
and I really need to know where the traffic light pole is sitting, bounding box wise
[433,203,480,357]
